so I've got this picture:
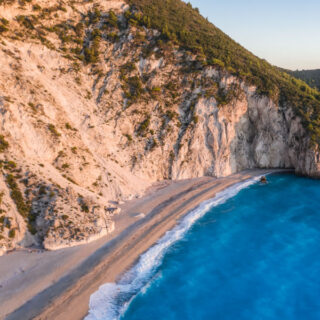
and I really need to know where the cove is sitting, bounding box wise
[122,174,320,320]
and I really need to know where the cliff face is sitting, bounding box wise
[0,0,319,254]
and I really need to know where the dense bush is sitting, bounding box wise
[0,24,8,33]
[0,135,9,152]
[5,174,30,218]
[32,4,41,11]
[120,62,137,78]
[0,0,15,5]
[0,18,9,33]
[16,15,35,29]
[137,116,151,136]
[81,203,89,213]
[8,228,15,238]
[107,10,118,28]
[108,32,119,42]
[290,69,320,91]
[48,124,61,137]
[88,8,101,25]
[122,75,143,103]
[83,28,101,63]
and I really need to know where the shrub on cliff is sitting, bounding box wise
[0,24,8,33]
[107,10,118,28]
[48,124,61,137]
[0,135,9,152]
[5,174,30,218]
[137,116,151,136]
[0,18,9,33]
[8,228,15,238]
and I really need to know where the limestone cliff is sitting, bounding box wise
[0,0,319,254]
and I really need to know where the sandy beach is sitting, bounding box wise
[0,169,291,320]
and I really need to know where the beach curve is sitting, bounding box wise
[2,169,292,320]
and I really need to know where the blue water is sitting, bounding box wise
[119,174,320,320]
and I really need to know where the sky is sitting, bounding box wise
[185,0,320,70]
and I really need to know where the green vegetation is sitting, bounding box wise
[80,202,89,213]
[16,15,36,29]
[2,160,16,171]
[32,4,41,11]
[107,32,119,42]
[122,75,143,104]
[0,135,9,152]
[61,163,70,169]
[106,10,118,28]
[151,86,162,95]
[127,0,320,145]
[0,24,8,34]
[0,17,9,33]
[48,124,61,137]
[65,122,73,130]
[88,7,102,25]
[120,62,137,78]
[193,115,199,124]
[8,228,15,238]
[79,9,120,63]
[0,191,4,216]
[137,116,151,136]
[38,185,47,195]
[84,28,101,63]
[5,174,30,218]
[215,84,241,107]
[28,102,37,112]
[0,215,5,225]
[62,174,77,185]
[290,69,320,91]
[124,133,133,142]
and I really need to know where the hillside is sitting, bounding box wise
[291,69,320,91]
[0,0,319,255]
[129,0,320,142]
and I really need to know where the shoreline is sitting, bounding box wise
[2,169,292,320]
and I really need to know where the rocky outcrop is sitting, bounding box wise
[0,0,319,254]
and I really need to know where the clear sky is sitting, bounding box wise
[185,0,320,70]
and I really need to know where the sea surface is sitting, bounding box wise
[86,174,320,320]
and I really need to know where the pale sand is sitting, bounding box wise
[1,169,292,320]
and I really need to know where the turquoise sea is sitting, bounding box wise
[86,174,320,320]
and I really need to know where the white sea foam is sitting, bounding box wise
[85,176,263,320]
